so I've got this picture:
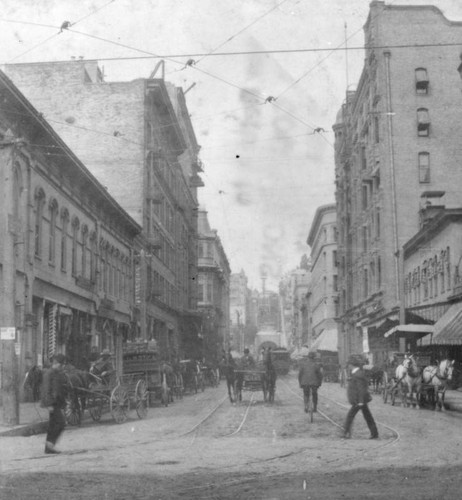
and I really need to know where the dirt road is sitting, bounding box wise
[1,374,461,499]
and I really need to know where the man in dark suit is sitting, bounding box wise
[41,353,68,454]
[298,351,323,412]
[343,354,378,439]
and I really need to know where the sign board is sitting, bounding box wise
[0,327,16,340]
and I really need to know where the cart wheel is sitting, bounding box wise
[89,398,103,422]
[65,395,81,426]
[135,380,148,419]
[110,386,129,424]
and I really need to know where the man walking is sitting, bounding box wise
[41,353,68,454]
[298,351,323,413]
[343,354,378,440]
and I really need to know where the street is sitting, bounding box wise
[1,374,462,499]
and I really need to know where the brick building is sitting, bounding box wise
[4,61,203,360]
[306,204,339,357]
[196,210,230,362]
[333,2,462,363]
[0,69,141,407]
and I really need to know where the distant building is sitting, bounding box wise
[306,204,339,357]
[229,270,250,352]
[4,60,204,360]
[196,210,231,362]
[333,1,462,362]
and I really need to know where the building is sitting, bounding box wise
[4,60,204,360]
[403,209,462,358]
[0,69,141,413]
[306,204,339,357]
[333,2,462,363]
[229,270,250,352]
[196,210,231,362]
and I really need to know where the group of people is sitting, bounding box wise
[298,350,378,440]
[40,349,114,454]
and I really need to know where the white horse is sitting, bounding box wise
[395,357,422,408]
[422,359,455,411]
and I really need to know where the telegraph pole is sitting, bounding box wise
[0,143,20,425]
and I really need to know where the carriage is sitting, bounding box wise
[234,356,276,403]
[64,367,149,425]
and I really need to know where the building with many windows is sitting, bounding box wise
[306,204,339,357]
[196,210,231,362]
[333,1,462,363]
[4,61,203,360]
[0,70,141,407]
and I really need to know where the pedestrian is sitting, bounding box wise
[298,351,323,413]
[41,353,68,454]
[342,354,378,440]
[241,348,255,368]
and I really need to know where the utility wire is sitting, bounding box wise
[195,0,291,65]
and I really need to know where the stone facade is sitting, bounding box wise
[197,210,230,362]
[4,61,203,360]
[306,204,339,354]
[333,2,462,362]
[0,70,140,402]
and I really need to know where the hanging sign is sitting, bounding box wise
[0,327,16,340]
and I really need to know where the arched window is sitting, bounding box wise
[60,209,69,272]
[415,68,429,94]
[48,199,58,264]
[71,217,80,276]
[417,108,430,137]
[34,188,46,257]
[81,225,89,278]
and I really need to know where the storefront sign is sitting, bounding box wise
[0,327,16,340]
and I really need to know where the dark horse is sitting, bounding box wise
[219,352,237,403]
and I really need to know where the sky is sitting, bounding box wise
[1,0,461,290]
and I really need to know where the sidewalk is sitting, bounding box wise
[0,402,49,437]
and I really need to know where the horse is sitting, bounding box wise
[395,356,422,408]
[219,353,237,403]
[422,359,455,411]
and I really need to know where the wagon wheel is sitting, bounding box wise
[110,386,129,424]
[135,379,149,419]
[64,394,81,426]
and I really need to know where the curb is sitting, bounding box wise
[0,420,48,438]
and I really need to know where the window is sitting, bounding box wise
[363,269,369,299]
[333,275,338,292]
[417,108,430,136]
[60,209,69,271]
[360,146,367,170]
[418,152,430,183]
[415,68,429,94]
[362,185,368,210]
[71,217,80,276]
[362,226,368,253]
[374,116,380,143]
[377,257,382,288]
[81,225,88,277]
[376,209,381,238]
[333,250,338,267]
[90,231,97,282]
[48,199,58,264]
[34,188,46,257]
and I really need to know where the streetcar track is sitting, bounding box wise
[278,378,401,450]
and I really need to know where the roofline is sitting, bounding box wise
[0,69,142,235]
[307,203,337,246]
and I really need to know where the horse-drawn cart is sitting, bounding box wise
[235,358,276,403]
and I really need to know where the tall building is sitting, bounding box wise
[306,204,339,355]
[229,270,250,352]
[0,70,140,412]
[196,210,231,362]
[333,2,462,362]
[4,61,204,360]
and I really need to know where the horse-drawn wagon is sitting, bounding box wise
[234,353,276,403]
[180,359,203,394]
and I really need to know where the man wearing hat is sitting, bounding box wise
[90,349,115,384]
[298,351,323,413]
[41,353,68,454]
[343,354,378,439]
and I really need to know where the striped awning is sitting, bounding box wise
[420,302,462,346]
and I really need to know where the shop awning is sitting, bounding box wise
[311,328,338,352]
[384,324,433,338]
[420,302,462,346]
